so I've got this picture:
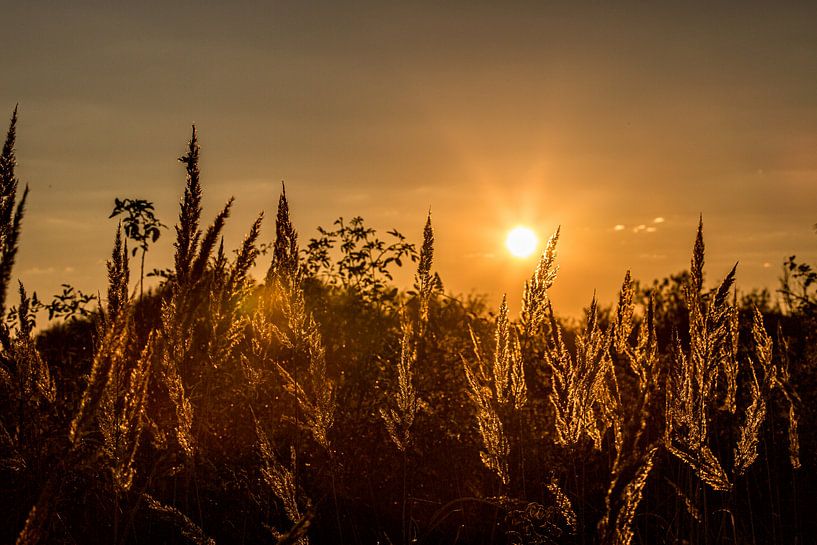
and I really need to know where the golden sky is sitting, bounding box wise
[2,2,816,316]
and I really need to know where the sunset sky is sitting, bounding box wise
[2,2,816,316]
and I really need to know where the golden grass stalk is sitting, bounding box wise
[151,126,253,461]
[173,126,204,287]
[273,290,335,451]
[99,333,154,491]
[4,284,56,412]
[612,271,659,407]
[463,291,531,485]
[613,271,635,356]
[416,212,435,329]
[732,365,766,476]
[261,187,335,451]
[664,477,703,523]
[18,225,147,544]
[546,477,577,531]
[509,333,526,411]
[15,480,57,545]
[190,199,233,284]
[380,316,421,451]
[103,224,129,324]
[785,401,800,469]
[69,310,129,447]
[463,338,510,485]
[600,274,671,545]
[722,305,740,413]
[381,216,434,451]
[665,218,734,491]
[256,419,310,545]
[274,513,313,545]
[156,300,196,459]
[493,295,512,405]
[772,324,801,470]
[730,307,774,477]
[610,447,658,545]
[665,331,731,491]
[732,307,801,472]
[472,396,509,485]
[2,288,58,544]
[544,296,613,450]
[197,215,264,392]
[266,182,300,289]
[0,107,28,315]
[141,493,216,545]
[520,227,559,337]
[227,213,264,297]
[71,227,156,491]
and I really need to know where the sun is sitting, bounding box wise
[505,226,538,258]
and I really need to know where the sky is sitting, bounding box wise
[1,1,816,317]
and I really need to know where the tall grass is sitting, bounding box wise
[0,112,810,545]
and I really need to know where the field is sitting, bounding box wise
[1,113,814,545]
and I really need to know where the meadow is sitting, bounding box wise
[1,110,813,545]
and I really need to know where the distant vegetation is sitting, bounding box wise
[0,109,814,545]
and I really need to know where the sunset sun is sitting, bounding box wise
[505,226,538,258]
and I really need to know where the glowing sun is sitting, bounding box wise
[505,226,538,258]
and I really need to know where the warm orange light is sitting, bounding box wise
[505,226,538,258]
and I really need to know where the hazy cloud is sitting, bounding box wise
[22,266,56,275]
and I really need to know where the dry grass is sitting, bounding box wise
[544,295,615,450]
[0,114,809,545]
[256,419,309,544]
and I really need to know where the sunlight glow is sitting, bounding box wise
[505,226,538,258]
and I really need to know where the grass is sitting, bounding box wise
[0,111,813,545]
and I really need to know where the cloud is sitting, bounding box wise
[653,217,665,224]
[43,217,92,232]
[632,223,658,234]
[22,266,56,275]
[614,224,625,231]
